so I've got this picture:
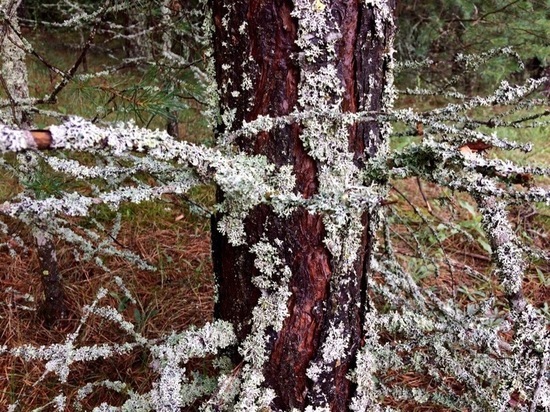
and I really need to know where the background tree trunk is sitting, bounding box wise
[0,0,67,327]
[0,0,31,128]
[34,226,67,326]
[211,1,395,410]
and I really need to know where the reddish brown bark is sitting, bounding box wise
[211,1,395,410]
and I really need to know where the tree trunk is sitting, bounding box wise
[211,1,395,410]
[1,0,67,327]
[34,227,67,327]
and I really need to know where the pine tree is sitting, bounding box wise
[210,1,395,409]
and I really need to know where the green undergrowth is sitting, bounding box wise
[19,29,211,140]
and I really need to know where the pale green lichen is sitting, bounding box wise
[233,238,293,410]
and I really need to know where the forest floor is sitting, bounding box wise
[1,174,548,411]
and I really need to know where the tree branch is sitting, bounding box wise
[39,3,111,104]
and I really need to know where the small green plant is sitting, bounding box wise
[458,199,492,254]
[21,162,68,200]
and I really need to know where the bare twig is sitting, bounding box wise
[391,184,456,295]
[0,8,66,77]
[37,0,113,105]
[415,177,432,213]
[456,250,491,262]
